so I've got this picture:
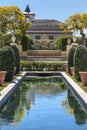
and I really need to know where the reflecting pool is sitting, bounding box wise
[0,76,87,130]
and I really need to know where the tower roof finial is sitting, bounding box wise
[25,5,31,13]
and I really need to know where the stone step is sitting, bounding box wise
[27,50,62,56]
[20,56,67,62]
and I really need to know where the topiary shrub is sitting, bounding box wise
[68,46,76,74]
[55,38,62,50]
[27,36,34,50]
[74,45,87,81]
[21,35,29,51]
[61,37,71,51]
[0,46,15,81]
[21,35,34,51]
[55,36,72,51]
[11,46,20,74]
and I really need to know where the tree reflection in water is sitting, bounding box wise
[0,76,87,128]
[62,89,87,125]
[68,89,87,125]
[0,88,21,122]
[0,77,66,124]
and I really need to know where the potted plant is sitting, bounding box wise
[74,45,87,81]
[79,72,87,86]
[0,71,7,85]
[70,67,75,77]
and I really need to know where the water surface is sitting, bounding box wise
[0,76,87,130]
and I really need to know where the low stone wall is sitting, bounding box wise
[20,56,67,62]
[27,50,61,56]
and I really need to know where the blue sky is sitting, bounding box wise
[0,0,87,22]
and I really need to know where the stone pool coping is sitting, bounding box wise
[0,71,87,113]
[0,71,27,108]
[61,72,87,112]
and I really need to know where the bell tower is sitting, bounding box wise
[23,5,35,21]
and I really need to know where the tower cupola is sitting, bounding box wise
[23,4,35,21]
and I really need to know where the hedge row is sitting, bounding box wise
[21,35,34,51]
[55,36,72,51]
[55,36,87,51]
[20,61,65,71]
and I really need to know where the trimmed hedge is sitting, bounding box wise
[21,35,34,51]
[74,45,87,81]
[20,61,65,71]
[27,36,34,50]
[21,35,28,51]
[0,46,15,81]
[11,46,20,74]
[55,36,72,51]
[68,46,76,74]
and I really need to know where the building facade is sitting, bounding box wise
[23,5,71,44]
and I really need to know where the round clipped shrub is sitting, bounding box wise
[11,46,20,74]
[74,45,87,80]
[0,46,15,81]
[68,46,76,74]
